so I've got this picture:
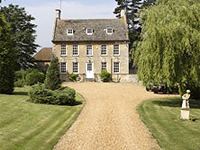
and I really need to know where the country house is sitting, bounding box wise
[52,9,130,82]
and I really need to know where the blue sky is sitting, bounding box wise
[1,0,117,50]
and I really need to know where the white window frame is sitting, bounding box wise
[60,44,67,56]
[86,28,93,35]
[60,62,67,73]
[113,44,120,56]
[106,27,113,35]
[113,62,120,74]
[73,62,79,74]
[101,62,107,71]
[72,44,79,56]
[86,45,93,56]
[67,28,74,36]
[101,45,107,55]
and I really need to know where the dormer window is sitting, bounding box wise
[67,29,74,36]
[106,27,113,35]
[86,28,93,35]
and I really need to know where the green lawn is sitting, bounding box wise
[138,97,200,150]
[0,87,83,150]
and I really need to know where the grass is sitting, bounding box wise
[0,87,84,150]
[138,97,200,150]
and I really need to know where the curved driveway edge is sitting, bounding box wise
[54,83,171,150]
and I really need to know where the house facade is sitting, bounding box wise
[52,9,129,82]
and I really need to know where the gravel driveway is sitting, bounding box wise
[54,83,170,150]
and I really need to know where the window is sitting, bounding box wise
[73,45,79,56]
[60,62,67,73]
[106,27,113,35]
[86,45,93,56]
[101,45,107,55]
[113,44,120,55]
[73,62,79,73]
[86,28,93,35]
[67,29,73,35]
[101,62,107,71]
[114,62,120,73]
[61,44,66,56]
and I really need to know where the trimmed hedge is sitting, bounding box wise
[29,84,76,105]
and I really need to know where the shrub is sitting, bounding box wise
[100,70,111,82]
[45,57,61,90]
[68,73,79,82]
[14,79,25,87]
[29,84,76,105]
[25,69,45,86]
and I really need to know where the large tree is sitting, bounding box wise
[135,0,200,98]
[0,4,38,69]
[0,14,17,94]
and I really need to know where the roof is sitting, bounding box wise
[52,19,129,42]
[34,47,52,62]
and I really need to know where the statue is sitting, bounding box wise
[180,90,191,120]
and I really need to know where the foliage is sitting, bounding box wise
[25,69,45,86]
[45,57,61,90]
[29,84,77,105]
[0,87,83,150]
[0,4,38,69]
[14,79,25,87]
[135,0,200,98]
[138,98,200,150]
[0,13,16,94]
[100,70,112,82]
[68,73,79,82]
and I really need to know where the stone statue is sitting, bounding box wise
[180,90,191,120]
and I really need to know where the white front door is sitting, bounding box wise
[86,63,94,79]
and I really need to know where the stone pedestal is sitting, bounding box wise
[180,109,190,120]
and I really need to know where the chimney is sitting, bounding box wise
[56,9,61,20]
[120,9,127,25]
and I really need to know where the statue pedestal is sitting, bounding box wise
[180,108,190,120]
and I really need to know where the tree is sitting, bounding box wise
[0,4,38,69]
[45,57,61,90]
[134,0,200,98]
[0,14,17,94]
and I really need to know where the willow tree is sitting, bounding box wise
[135,0,200,98]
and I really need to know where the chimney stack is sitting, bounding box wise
[120,9,127,25]
[56,9,61,20]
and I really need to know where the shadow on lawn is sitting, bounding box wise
[13,91,28,96]
[152,99,200,109]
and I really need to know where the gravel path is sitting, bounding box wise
[54,83,171,150]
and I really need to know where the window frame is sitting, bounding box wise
[113,62,120,74]
[101,44,107,55]
[67,28,74,36]
[106,27,113,35]
[72,44,79,56]
[86,45,93,56]
[60,44,67,56]
[101,62,107,71]
[86,28,93,35]
[73,62,79,74]
[113,44,120,56]
[60,62,67,73]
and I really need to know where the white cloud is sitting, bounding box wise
[26,1,116,50]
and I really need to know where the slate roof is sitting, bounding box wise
[52,19,129,42]
[34,47,52,62]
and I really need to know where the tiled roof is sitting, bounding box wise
[52,19,129,42]
[34,47,52,62]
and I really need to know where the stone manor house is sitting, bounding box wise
[52,9,130,82]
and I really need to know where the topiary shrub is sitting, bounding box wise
[45,57,61,90]
[68,73,79,82]
[100,70,111,82]
[29,84,77,105]
[25,69,45,86]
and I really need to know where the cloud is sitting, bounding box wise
[25,1,116,50]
